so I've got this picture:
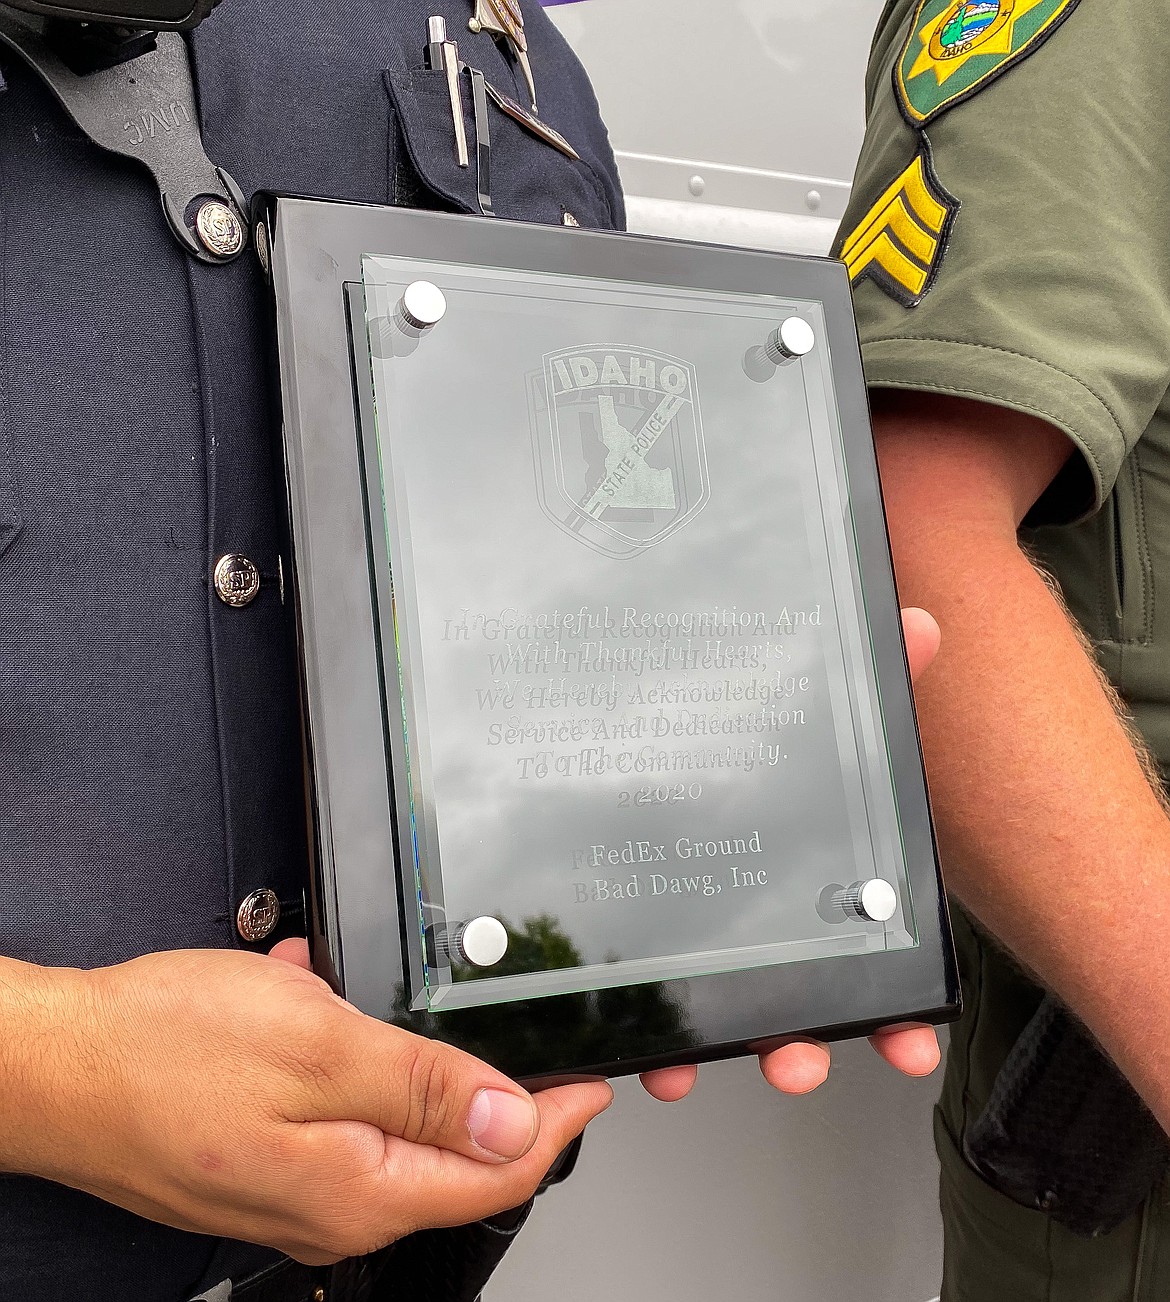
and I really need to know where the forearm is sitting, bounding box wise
[877,410,1170,1126]
[0,956,87,1179]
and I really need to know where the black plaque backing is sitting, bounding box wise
[259,195,959,1085]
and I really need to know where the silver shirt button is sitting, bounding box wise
[237,889,282,942]
[195,200,245,259]
[214,554,261,608]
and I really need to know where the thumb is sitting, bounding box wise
[268,937,312,970]
[323,1018,547,1164]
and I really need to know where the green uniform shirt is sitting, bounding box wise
[836,0,1170,764]
[840,8,1170,1294]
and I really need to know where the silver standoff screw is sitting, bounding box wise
[436,916,509,968]
[765,317,816,364]
[832,879,899,924]
[398,280,447,331]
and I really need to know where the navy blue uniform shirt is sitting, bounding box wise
[0,2,622,1296]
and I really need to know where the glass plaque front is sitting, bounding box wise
[351,254,917,1014]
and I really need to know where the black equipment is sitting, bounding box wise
[4,0,218,26]
[0,0,246,258]
[0,0,222,75]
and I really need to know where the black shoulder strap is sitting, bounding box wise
[0,8,247,263]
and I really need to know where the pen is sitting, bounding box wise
[426,14,445,69]
[426,15,469,168]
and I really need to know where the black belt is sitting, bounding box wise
[228,1254,386,1302]
[226,1258,321,1302]
[195,1199,538,1302]
[193,1132,581,1301]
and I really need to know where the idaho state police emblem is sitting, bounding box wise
[529,347,710,560]
[897,0,1081,126]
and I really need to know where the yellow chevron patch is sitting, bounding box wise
[840,140,959,307]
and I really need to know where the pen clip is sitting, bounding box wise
[466,64,495,218]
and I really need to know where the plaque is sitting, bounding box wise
[258,196,959,1083]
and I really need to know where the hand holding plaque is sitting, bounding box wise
[641,606,943,1101]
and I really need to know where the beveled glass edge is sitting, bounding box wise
[353,263,918,1006]
[345,282,433,1006]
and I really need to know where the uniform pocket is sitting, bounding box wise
[936,1106,1157,1302]
[935,1106,1057,1302]
[384,66,616,229]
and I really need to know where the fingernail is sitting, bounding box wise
[468,1088,538,1161]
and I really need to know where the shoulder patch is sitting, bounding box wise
[840,139,959,308]
[896,0,1081,126]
